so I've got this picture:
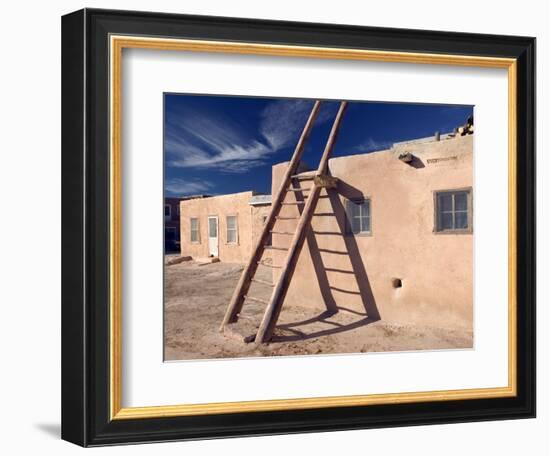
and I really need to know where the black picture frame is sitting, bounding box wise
[62,8,535,447]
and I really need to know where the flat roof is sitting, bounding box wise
[165,194,211,201]
[249,194,272,206]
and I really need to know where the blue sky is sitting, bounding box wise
[164,94,473,197]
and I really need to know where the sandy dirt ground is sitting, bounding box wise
[164,255,473,361]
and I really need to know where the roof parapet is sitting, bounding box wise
[249,194,272,206]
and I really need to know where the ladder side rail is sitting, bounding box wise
[316,101,347,175]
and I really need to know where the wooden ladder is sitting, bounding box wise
[220,100,348,343]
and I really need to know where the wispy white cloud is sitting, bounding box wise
[260,101,339,150]
[165,99,317,174]
[259,99,312,150]
[354,137,393,153]
[164,177,214,196]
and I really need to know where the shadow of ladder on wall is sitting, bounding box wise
[220,100,348,344]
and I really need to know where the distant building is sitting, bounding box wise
[179,191,272,262]
[164,195,209,252]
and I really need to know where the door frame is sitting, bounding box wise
[207,215,219,257]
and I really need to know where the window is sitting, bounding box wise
[190,218,199,243]
[435,189,471,232]
[209,217,218,238]
[226,215,238,244]
[346,199,371,235]
[164,204,171,220]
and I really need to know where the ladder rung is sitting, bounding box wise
[257,261,281,268]
[265,246,289,251]
[276,216,300,220]
[286,187,310,192]
[270,231,294,235]
[292,170,317,178]
[251,278,274,287]
[291,174,315,180]
[281,201,305,205]
[244,295,269,305]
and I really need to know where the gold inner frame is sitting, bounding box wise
[109,35,518,420]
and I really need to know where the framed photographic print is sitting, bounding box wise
[61,8,536,447]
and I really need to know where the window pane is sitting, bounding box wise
[208,218,217,237]
[362,200,370,216]
[227,216,236,230]
[164,205,170,216]
[347,201,358,217]
[455,192,468,211]
[439,193,452,212]
[440,212,453,230]
[455,211,468,229]
[350,216,361,234]
[361,215,371,233]
[227,229,236,243]
[190,219,198,242]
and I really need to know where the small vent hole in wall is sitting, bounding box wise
[392,278,402,289]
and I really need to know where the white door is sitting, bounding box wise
[207,216,219,257]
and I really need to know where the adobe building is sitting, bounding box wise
[164,195,209,252]
[270,133,473,330]
[179,191,272,263]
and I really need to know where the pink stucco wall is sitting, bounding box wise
[271,135,473,330]
[179,191,271,263]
